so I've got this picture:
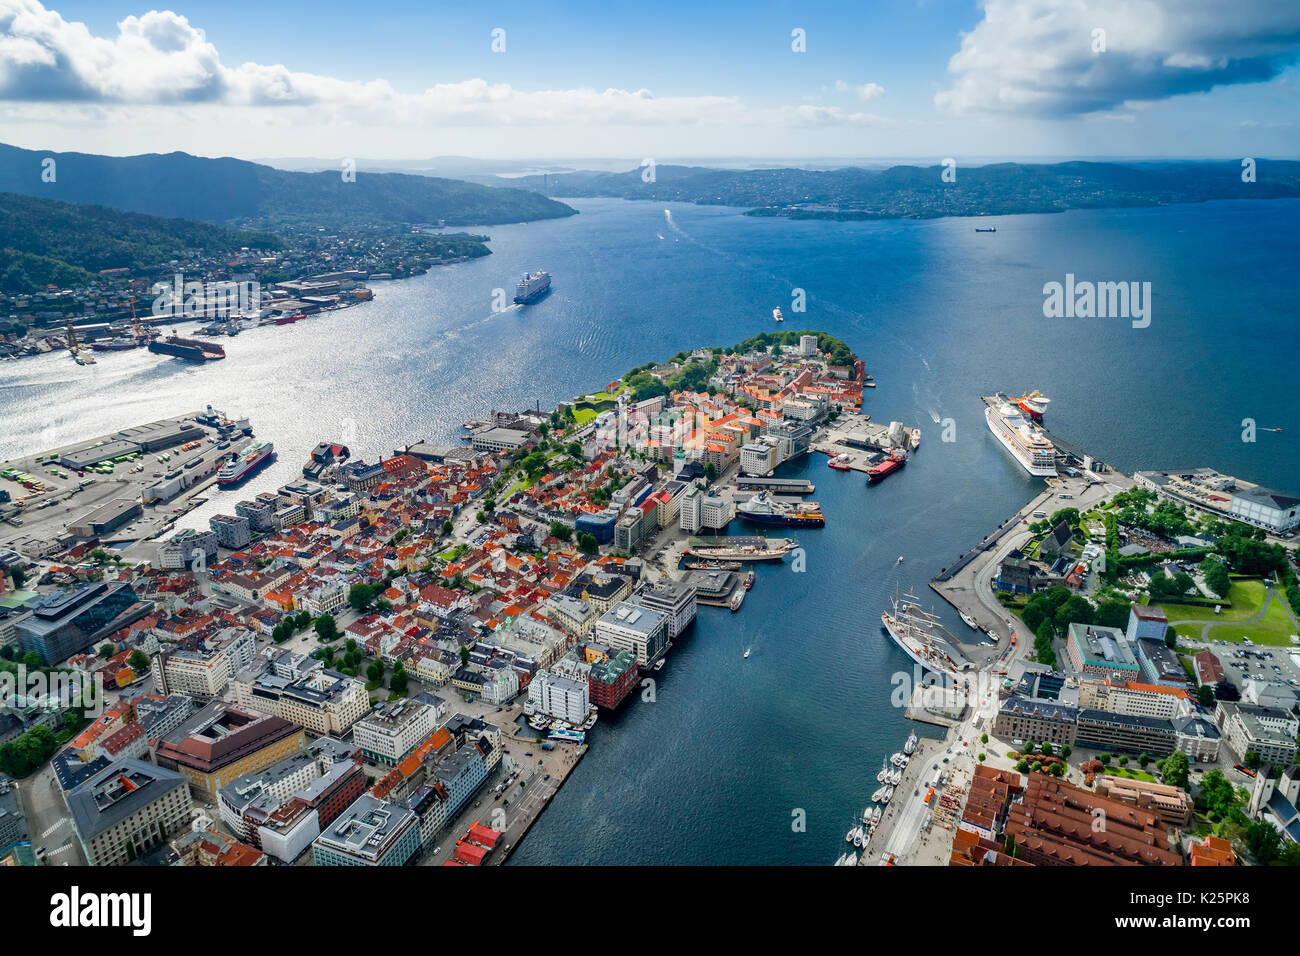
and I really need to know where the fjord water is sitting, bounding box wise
[2,197,1296,865]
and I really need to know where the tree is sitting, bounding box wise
[389,662,408,696]
[566,441,583,458]
[22,651,42,669]
[1093,599,1131,630]
[980,733,989,744]
[128,649,150,673]
[1244,750,1262,770]
[365,658,385,683]
[1099,753,1112,766]
[9,565,26,588]
[577,532,598,555]
[1202,554,1231,599]
[1040,742,1054,757]
[1157,751,1190,791]
[1244,821,1284,864]
[1138,752,1151,768]
[703,462,717,483]
[313,613,339,643]
[348,582,381,612]
[97,642,114,658]
[1118,755,1129,767]
[1197,684,1215,707]
[442,520,454,535]
[1053,595,1094,630]
[548,521,573,542]
[1061,745,1072,759]
[459,646,471,665]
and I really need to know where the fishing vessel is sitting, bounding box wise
[866,450,906,484]
[985,400,1056,477]
[880,589,968,679]
[772,307,784,322]
[149,332,226,362]
[216,440,275,487]
[735,491,825,528]
[514,271,552,304]
[744,570,755,590]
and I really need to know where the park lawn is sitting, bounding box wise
[1160,579,1296,646]
[572,407,599,424]
[1102,767,1157,782]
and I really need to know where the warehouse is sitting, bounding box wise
[68,497,143,538]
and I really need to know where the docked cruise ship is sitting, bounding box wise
[217,440,275,487]
[985,400,1057,477]
[514,271,552,304]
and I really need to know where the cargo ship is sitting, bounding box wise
[736,491,825,528]
[985,400,1056,477]
[866,451,906,484]
[217,440,274,487]
[148,333,226,362]
[514,271,552,304]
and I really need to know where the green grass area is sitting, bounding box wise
[1158,579,1297,646]
[1101,766,1157,782]
[572,407,599,424]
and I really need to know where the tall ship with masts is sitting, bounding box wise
[880,588,969,679]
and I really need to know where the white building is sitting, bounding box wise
[352,699,438,766]
[527,670,590,724]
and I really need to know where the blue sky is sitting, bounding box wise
[3,0,1299,162]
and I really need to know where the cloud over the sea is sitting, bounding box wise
[935,0,1300,115]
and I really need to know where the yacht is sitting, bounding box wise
[743,647,751,659]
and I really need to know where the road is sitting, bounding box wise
[18,764,84,866]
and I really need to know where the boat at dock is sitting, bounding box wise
[684,536,797,562]
[730,589,745,612]
[683,560,742,571]
[985,398,1057,476]
[904,733,918,755]
[827,453,854,470]
[216,440,274,487]
[149,332,226,362]
[91,336,139,352]
[744,570,755,590]
[1013,389,1051,421]
[880,588,969,679]
[960,612,979,630]
[866,450,906,484]
[736,491,825,528]
[872,786,887,803]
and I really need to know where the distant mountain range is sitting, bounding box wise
[0,143,578,229]
[495,160,1300,219]
[0,192,280,294]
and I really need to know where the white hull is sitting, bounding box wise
[985,406,1056,477]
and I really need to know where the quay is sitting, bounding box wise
[0,410,253,559]
[812,411,920,474]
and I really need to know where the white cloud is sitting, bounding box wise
[0,0,893,133]
[835,80,885,101]
[935,0,1300,116]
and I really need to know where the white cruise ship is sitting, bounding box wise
[985,402,1057,477]
[514,271,552,304]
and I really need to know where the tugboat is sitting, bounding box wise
[828,453,854,470]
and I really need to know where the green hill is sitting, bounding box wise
[0,143,578,229]
[0,192,281,293]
